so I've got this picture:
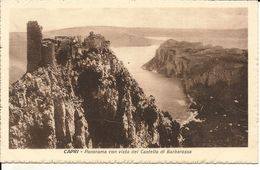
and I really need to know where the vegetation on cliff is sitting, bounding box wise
[143,39,248,146]
[9,27,181,148]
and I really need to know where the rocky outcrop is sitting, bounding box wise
[143,39,248,147]
[83,32,110,50]
[9,66,90,148]
[9,23,181,148]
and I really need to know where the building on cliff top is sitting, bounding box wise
[26,21,111,73]
[27,21,57,72]
[83,32,110,51]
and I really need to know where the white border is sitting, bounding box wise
[0,0,258,163]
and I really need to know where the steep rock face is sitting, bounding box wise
[143,39,247,78]
[9,32,181,148]
[9,66,91,148]
[143,39,248,146]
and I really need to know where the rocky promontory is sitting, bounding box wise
[9,21,181,148]
[143,39,248,147]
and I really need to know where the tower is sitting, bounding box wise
[27,21,42,72]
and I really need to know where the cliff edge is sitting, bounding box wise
[9,22,181,148]
[143,39,248,147]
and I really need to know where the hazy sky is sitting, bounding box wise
[10,8,247,32]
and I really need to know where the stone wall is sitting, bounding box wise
[42,40,55,66]
[83,32,110,50]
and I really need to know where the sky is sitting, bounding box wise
[9,8,248,32]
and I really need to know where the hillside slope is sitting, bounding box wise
[143,39,248,146]
[9,33,181,148]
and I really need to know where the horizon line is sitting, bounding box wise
[10,25,248,33]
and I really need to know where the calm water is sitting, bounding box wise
[112,45,190,123]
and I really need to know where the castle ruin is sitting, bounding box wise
[27,21,56,72]
[26,21,111,72]
[27,21,43,72]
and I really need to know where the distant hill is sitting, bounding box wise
[11,26,248,48]
[9,26,247,83]
[44,26,162,47]
[46,26,247,38]
[45,26,247,48]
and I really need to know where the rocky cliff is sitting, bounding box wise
[143,39,248,146]
[9,23,181,148]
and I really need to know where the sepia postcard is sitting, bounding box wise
[0,0,258,163]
